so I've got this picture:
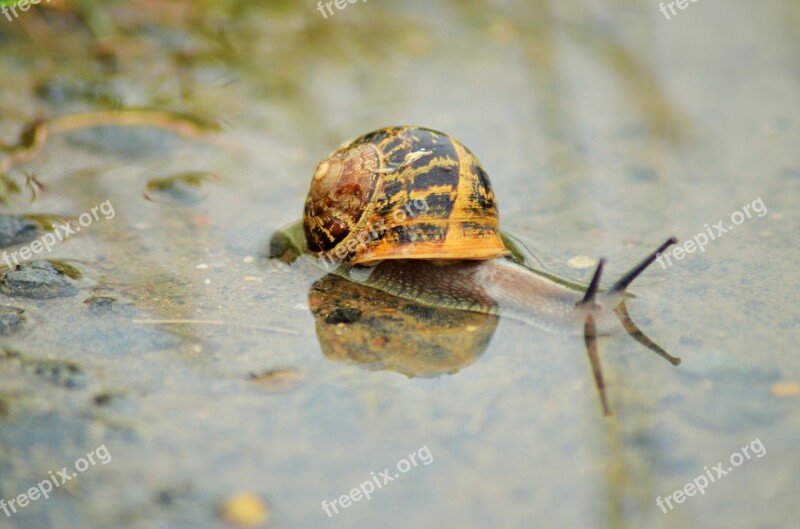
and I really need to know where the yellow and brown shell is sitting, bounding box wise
[302,126,509,266]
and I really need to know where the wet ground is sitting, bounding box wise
[0,0,798,528]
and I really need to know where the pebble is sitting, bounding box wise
[83,296,134,314]
[219,492,269,527]
[249,368,305,391]
[0,306,26,335]
[143,172,216,205]
[0,261,79,299]
[0,215,39,248]
[626,166,659,182]
[83,296,116,312]
[27,360,90,389]
[567,255,598,269]
[771,382,800,397]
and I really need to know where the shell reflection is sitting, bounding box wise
[309,272,498,378]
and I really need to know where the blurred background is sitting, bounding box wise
[0,0,798,528]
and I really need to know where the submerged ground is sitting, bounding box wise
[0,1,798,528]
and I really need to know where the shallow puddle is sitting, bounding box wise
[0,1,798,528]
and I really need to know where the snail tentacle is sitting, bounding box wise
[577,258,606,307]
[609,237,679,294]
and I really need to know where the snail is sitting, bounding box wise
[270,126,680,415]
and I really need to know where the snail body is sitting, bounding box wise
[271,126,680,415]
[363,258,617,335]
[274,223,667,336]
[285,126,673,334]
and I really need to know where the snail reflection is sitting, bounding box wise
[307,271,498,377]
[271,126,681,415]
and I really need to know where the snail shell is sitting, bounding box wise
[303,127,509,266]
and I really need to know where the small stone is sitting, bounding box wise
[249,368,304,391]
[0,261,79,299]
[83,296,118,313]
[0,306,26,335]
[771,382,800,397]
[193,215,213,227]
[144,172,215,205]
[27,360,89,389]
[219,492,269,527]
[93,392,120,406]
[626,166,658,182]
[0,215,39,248]
[567,255,598,269]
